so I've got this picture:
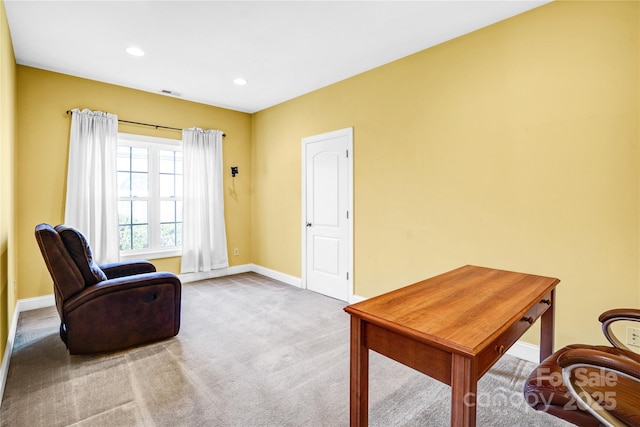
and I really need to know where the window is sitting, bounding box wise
[117,133,182,259]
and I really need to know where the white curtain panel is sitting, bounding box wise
[64,108,120,264]
[181,128,229,273]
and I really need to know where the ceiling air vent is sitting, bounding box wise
[160,89,181,97]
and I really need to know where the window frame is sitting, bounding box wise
[117,132,183,260]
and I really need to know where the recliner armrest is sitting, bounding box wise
[99,260,157,279]
[65,271,180,312]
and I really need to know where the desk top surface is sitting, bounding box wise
[344,265,559,355]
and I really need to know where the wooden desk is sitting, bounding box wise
[344,265,559,426]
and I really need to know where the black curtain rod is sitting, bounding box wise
[65,110,226,137]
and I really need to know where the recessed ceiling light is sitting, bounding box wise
[233,78,248,86]
[126,46,145,57]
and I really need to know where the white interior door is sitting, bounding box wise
[302,128,353,301]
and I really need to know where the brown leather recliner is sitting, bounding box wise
[524,309,640,426]
[34,223,181,354]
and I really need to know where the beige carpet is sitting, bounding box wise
[0,273,571,426]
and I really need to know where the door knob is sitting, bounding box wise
[306,223,312,227]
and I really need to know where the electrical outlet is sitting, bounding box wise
[626,327,640,347]
[233,248,239,256]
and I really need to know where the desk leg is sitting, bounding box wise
[540,288,556,362]
[350,316,369,427]
[451,354,477,427]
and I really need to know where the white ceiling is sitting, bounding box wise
[5,1,549,114]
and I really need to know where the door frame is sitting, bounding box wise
[301,127,354,302]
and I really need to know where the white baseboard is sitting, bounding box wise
[249,264,302,288]
[0,307,19,409]
[15,294,55,311]
[178,264,253,283]
[506,340,540,364]
[178,264,303,289]
[0,294,56,408]
[349,294,367,304]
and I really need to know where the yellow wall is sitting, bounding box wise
[5,0,640,353]
[16,66,252,299]
[0,0,17,362]
[252,1,639,348]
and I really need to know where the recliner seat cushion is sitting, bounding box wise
[55,225,107,286]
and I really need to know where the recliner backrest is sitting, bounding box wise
[34,224,85,300]
[55,225,107,286]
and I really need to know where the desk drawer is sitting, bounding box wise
[477,291,552,376]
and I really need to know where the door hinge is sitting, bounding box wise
[346,211,349,219]
[346,272,349,280]
[346,149,349,158]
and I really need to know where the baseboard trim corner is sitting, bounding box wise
[349,294,367,304]
[178,264,302,289]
